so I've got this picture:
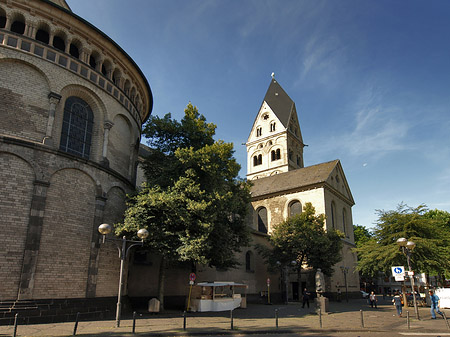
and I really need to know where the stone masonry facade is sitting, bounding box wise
[0,0,152,305]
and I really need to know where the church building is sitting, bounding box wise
[245,77,360,299]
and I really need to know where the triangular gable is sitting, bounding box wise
[247,101,284,144]
[324,161,355,205]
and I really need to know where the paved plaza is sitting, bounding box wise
[0,297,449,336]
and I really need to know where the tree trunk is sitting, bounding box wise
[158,256,166,311]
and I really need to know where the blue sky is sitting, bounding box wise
[67,0,450,229]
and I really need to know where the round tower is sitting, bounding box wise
[0,0,152,310]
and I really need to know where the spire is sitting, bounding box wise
[263,78,294,128]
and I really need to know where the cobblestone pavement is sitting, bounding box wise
[0,297,449,336]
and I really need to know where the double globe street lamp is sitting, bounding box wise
[98,224,149,328]
[396,237,420,320]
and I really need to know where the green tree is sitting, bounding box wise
[116,103,251,309]
[257,203,343,298]
[353,224,373,248]
[354,204,450,285]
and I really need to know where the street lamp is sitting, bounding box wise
[340,266,349,303]
[396,237,420,320]
[98,224,149,327]
[276,260,296,304]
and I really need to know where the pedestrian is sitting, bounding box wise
[392,291,402,317]
[429,290,444,319]
[302,288,310,308]
[369,291,377,308]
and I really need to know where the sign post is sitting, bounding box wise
[267,278,271,304]
[186,273,196,311]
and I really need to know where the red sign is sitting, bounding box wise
[189,273,196,281]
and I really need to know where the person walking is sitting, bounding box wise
[302,288,310,308]
[429,290,444,319]
[369,291,377,308]
[392,291,402,317]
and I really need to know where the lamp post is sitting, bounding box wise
[340,266,349,302]
[276,261,296,304]
[396,237,420,320]
[98,224,149,328]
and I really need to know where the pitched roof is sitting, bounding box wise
[263,78,295,128]
[250,160,340,198]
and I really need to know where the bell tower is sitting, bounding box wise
[246,76,305,180]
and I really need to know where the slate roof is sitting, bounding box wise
[250,160,340,198]
[263,78,295,128]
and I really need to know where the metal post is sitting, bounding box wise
[443,312,450,330]
[13,313,19,337]
[230,310,234,330]
[183,311,187,330]
[275,309,278,328]
[115,237,127,328]
[132,311,136,333]
[319,308,322,328]
[73,312,80,335]
[407,311,410,329]
[360,309,364,328]
[405,249,420,320]
[285,266,289,304]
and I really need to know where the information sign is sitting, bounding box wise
[391,266,405,281]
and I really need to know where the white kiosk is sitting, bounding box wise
[189,282,248,312]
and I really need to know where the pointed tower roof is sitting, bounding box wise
[263,78,295,128]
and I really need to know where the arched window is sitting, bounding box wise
[256,127,262,137]
[271,149,281,161]
[36,28,50,44]
[89,52,99,70]
[342,208,347,235]
[257,207,268,234]
[253,154,262,166]
[245,251,252,272]
[289,200,302,217]
[11,19,25,35]
[69,42,80,59]
[53,35,65,52]
[60,97,94,159]
[0,9,6,29]
[270,122,276,132]
[331,202,336,229]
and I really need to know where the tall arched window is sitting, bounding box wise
[342,208,347,236]
[60,97,94,159]
[289,200,302,217]
[0,9,6,29]
[331,201,336,229]
[257,207,268,234]
[245,251,252,272]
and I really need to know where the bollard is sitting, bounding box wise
[73,312,80,335]
[132,311,136,334]
[13,313,19,337]
[230,310,234,330]
[360,309,364,328]
[183,311,187,331]
[275,309,278,329]
[407,311,410,330]
[443,312,450,330]
[319,308,322,328]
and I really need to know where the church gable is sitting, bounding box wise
[324,162,354,205]
[247,101,284,144]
